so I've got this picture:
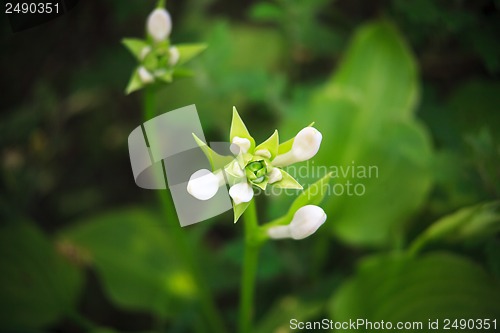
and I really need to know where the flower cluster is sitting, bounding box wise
[123,4,206,94]
[187,107,327,239]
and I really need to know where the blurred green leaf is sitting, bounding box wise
[410,201,500,254]
[297,20,433,246]
[59,208,196,318]
[0,223,83,330]
[249,3,284,23]
[330,252,500,330]
[254,296,324,333]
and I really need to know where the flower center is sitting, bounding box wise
[245,161,267,184]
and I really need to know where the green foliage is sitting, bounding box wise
[59,208,197,318]
[299,21,433,247]
[410,201,500,254]
[0,223,83,330]
[330,252,500,330]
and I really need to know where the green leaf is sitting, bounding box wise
[271,169,303,190]
[330,252,500,330]
[0,223,83,330]
[175,43,208,66]
[59,208,197,318]
[125,69,144,95]
[122,38,149,60]
[234,201,251,223]
[249,3,284,23]
[255,130,279,160]
[410,201,500,254]
[230,106,255,150]
[253,297,323,333]
[297,20,433,247]
[193,133,234,170]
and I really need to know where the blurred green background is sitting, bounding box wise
[1,0,500,332]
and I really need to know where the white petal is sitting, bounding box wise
[267,225,291,239]
[187,169,220,201]
[230,160,245,177]
[147,8,172,42]
[138,66,154,83]
[273,127,322,166]
[267,168,282,184]
[229,182,254,205]
[230,136,251,154]
[140,46,152,61]
[254,149,271,159]
[169,46,180,66]
[289,205,326,240]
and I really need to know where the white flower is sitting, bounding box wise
[169,46,180,66]
[229,182,254,205]
[187,169,223,201]
[254,149,271,159]
[267,205,326,240]
[138,66,154,83]
[147,8,172,42]
[273,127,322,167]
[267,168,282,184]
[230,136,251,154]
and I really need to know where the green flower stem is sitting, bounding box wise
[142,87,228,333]
[239,199,263,333]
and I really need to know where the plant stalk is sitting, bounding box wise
[239,199,261,333]
[142,87,228,333]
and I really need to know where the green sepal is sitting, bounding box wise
[277,122,315,155]
[255,130,279,160]
[155,69,174,83]
[192,134,234,170]
[143,50,160,71]
[175,43,208,65]
[230,107,256,151]
[271,169,303,190]
[125,69,144,95]
[234,201,251,223]
[253,178,269,191]
[122,38,149,60]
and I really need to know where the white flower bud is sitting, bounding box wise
[187,169,223,201]
[229,182,254,205]
[267,168,282,184]
[138,66,154,84]
[140,46,152,61]
[230,136,251,154]
[147,8,172,42]
[169,46,180,66]
[267,205,326,240]
[254,149,271,159]
[273,127,322,167]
